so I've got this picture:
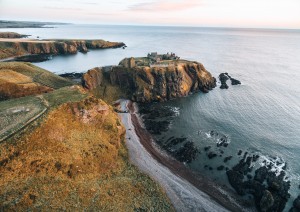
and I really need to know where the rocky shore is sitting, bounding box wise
[118,99,251,212]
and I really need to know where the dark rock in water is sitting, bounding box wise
[226,154,291,212]
[252,154,260,162]
[219,73,241,88]
[204,146,211,151]
[217,135,229,147]
[173,141,199,163]
[219,73,230,89]
[207,152,217,159]
[293,195,300,210]
[220,83,229,89]
[161,137,187,153]
[60,72,83,83]
[10,54,52,62]
[227,169,245,195]
[210,130,218,136]
[209,167,213,171]
[238,150,243,156]
[260,190,274,212]
[230,78,241,85]
[217,165,225,171]
[144,120,170,135]
[224,156,233,163]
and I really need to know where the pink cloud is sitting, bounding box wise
[129,0,200,12]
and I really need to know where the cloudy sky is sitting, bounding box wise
[0,0,299,28]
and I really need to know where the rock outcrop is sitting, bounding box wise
[82,59,216,102]
[219,73,241,89]
[82,67,103,90]
[0,39,125,59]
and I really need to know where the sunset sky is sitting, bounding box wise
[0,0,299,28]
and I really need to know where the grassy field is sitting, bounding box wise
[0,86,87,142]
[0,62,74,100]
[0,96,46,142]
[0,62,73,89]
[0,97,173,211]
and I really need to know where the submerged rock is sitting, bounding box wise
[226,154,291,212]
[260,190,274,212]
[173,141,199,163]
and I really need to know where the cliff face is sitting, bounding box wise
[82,60,216,102]
[82,67,103,90]
[0,39,125,59]
[0,32,27,38]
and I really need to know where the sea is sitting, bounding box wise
[1,24,299,210]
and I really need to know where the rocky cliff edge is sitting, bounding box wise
[82,58,216,102]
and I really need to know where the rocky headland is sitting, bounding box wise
[82,56,216,102]
[0,38,125,60]
[0,32,28,38]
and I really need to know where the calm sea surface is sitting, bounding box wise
[2,25,299,210]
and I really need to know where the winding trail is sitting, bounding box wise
[118,99,250,212]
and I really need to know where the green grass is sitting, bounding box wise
[43,86,87,108]
[0,96,46,141]
[0,86,87,142]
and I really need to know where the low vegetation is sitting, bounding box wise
[0,62,73,100]
[0,97,173,211]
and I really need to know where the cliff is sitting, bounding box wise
[0,32,28,38]
[0,97,173,210]
[0,39,125,59]
[82,58,216,102]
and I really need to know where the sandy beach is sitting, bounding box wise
[118,99,251,212]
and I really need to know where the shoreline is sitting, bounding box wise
[118,99,253,212]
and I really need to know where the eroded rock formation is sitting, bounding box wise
[0,39,125,59]
[82,59,216,102]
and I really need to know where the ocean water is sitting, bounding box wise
[2,25,300,210]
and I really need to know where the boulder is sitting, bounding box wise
[260,190,274,212]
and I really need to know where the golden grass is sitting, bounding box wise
[0,69,32,84]
[0,97,173,211]
[0,62,74,100]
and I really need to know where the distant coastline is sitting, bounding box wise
[0,20,69,28]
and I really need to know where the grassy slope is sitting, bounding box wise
[0,62,74,100]
[0,97,173,211]
[0,62,73,89]
[0,86,88,142]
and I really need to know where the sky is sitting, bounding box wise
[0,0,300,29]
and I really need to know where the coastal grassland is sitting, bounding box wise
[0,97,173,211]
[43,86,87,108]
[0,62,73,89]
[0,96,46,142]
[0,86,87,142]
[0,62,74,100]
